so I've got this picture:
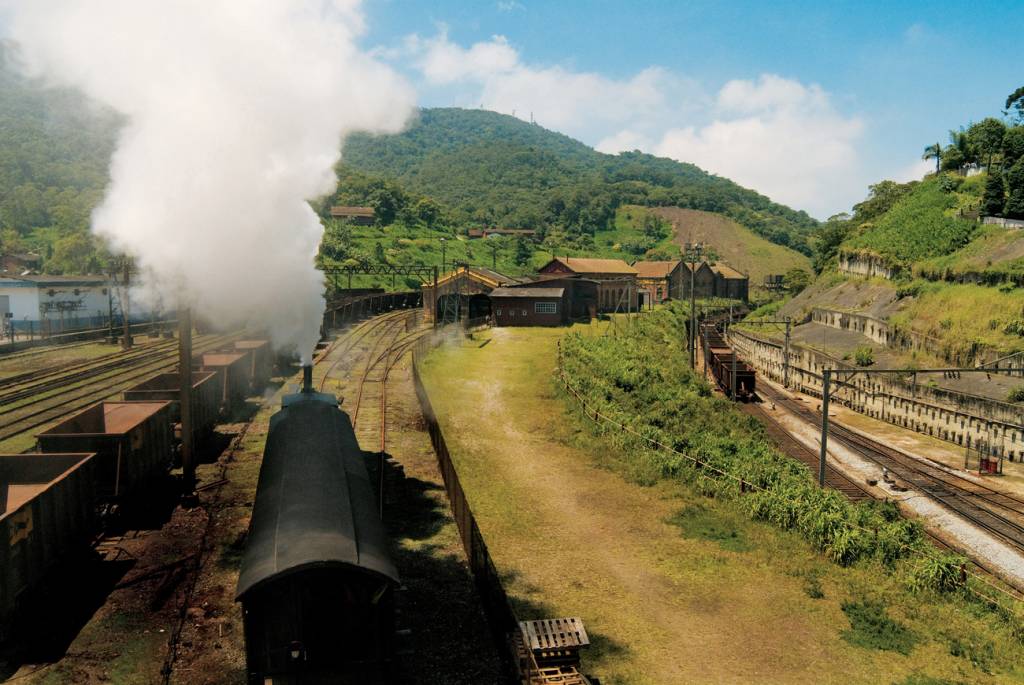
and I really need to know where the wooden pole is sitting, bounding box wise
[179,307,194,487]
[819,369,831,487]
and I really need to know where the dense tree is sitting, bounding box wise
[1002,127,1024,166]
[1005,159,1024,219]
[47,231,98,274]
[940,128,975,171]
[967,118,1007,169]
[514,235,531,266]
[811,216,851,274]
[851,180,915,224]
[982,167,1006,217]
[784,267,811,294]
[1006,85,1024,124]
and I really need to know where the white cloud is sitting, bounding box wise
[653,75,865,217]
[496,1,524,11]
[400,30,706,145]
[891,157,933,183]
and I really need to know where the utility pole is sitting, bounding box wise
[819,369,831,487]
[683,242,704,369]
[107,285,115,344]
[121,259,132,350]
[179,307,194,488]
[783,317,792,388]
[432,266,438,328]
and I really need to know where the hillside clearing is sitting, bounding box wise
[651,207,811,286]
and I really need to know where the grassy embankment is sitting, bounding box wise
[420,312,1023,685]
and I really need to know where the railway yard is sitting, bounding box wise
[0,297,1023,684]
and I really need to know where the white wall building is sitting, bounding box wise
[0,275,113,333]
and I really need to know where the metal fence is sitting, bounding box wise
[409,332,519,681]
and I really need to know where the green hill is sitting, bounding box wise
[0,48,119,272]
[339,108,818,254]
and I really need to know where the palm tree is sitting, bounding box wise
[922,143,942,174]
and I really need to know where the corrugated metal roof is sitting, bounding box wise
[632,260,680,278]
[546,257,637,274]
[490,287,564,298]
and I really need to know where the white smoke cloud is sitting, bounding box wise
[4,0,414,361]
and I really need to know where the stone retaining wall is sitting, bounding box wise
[730,328,1024,462]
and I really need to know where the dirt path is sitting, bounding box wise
[420,327,970,685]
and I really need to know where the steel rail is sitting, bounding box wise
[0,333,240,444]
[758,383,1024,554]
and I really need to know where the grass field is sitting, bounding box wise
[651,206,812,284]
[419,325,1022,685]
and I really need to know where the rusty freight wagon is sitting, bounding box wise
[37,402,173,500]
[234,340,273,390]
[123,371,223,449]
[0,452,98,640]
[198,352,252,409]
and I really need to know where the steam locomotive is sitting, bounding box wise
[236,366,399,685]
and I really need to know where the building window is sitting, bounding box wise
[510,309,515,317]
[535,301,557,314]
[522,309,528,316]
[496,309,502,315]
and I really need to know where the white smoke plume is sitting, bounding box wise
[3,0,414,361]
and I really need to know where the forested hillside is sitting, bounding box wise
[0,47,119,273]
[337,108,818,254]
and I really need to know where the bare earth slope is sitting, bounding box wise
[652,207,811,285]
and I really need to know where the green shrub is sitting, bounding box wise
[1007,386,1024,403]
[853,346,875,367]
[907,553,966,593]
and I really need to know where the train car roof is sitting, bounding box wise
[236,396,398,600]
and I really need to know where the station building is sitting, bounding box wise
[0,274,112,333]
[490,287,569,326]
[537,257,638,312]
[632,260,685,305]
[421,265,528,323]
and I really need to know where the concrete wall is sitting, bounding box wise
[982,217,1024,229]
[729,328,1024,462]
[837,252,902,280]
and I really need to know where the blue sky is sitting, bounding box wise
[357,0,1024,218]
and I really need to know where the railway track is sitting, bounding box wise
[0,338,180,400]
[739,401,871,501]
[316,309,428,454]
[757,382,1024,554]
[0,333,240,446]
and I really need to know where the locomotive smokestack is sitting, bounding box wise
[302,364,313,393]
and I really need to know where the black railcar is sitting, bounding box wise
[701,325,757,400]
[236,368,399,685]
